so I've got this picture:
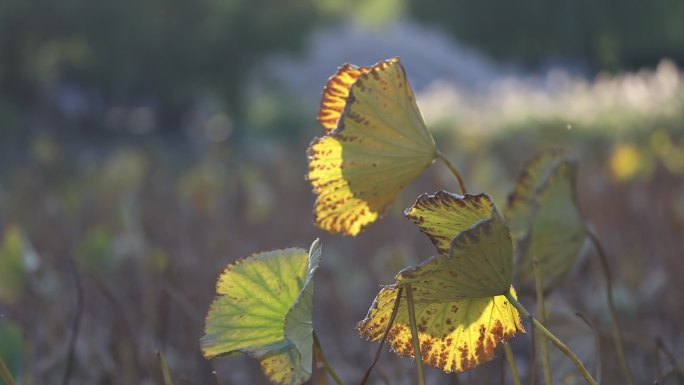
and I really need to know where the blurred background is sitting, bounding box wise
[1,0,684,384]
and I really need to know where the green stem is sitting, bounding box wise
[212,370,223,385]
[359,286,403,385]
[313,332,345,385]
[533,260,553,385]
[656,337,684,380]
[156,350,175,385]
[575,312,602,384]
[587,231,635,385]
[504,291,597,385]
[503,343,521,385]
[435,151,467,194]
[0,356,17,385]
[404,284,426,385]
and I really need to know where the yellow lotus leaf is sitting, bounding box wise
[405,192,494,254]
[317,64,372,132]
[307,58,437,236]
[358,214,524,372]
[515,160,586,289]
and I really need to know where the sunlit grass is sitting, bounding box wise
[419,59,684,136]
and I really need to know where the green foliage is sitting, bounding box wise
[305,57,601,385]
[505,150,587,289]
[514,160,586,289]
[0,0,329,122]
[408,0,684,70]
[202,240,321,385]
[75,226,114,273]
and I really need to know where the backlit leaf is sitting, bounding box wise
[358,213,524,373]
[516,160,586,288]
[401,212,514,299]
[317,64,372,132]
[308,58,437,236]
[405,192,494,254]
[201,240,322,385]
[505,148,567,240]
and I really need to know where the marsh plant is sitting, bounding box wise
[195,59,634,385]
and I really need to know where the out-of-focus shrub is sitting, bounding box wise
[408,0,684,70]
[0,0,330,129]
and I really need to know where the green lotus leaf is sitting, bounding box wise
[505,148,568,241]
[201,240,321,385]
[515,160,587,288]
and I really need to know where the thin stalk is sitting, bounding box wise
[0,356,17,385]
[313,333,344,385]
[656,338,684,379]
[359,286,403,385]
[503,343,521,385]
[500,346,506,385]
[62,260,84,385]
[575,312,602,384]
[587,231,635,385]
[404,284,426,385]
[156,350,174,385]
[212,371,223,385]
[435,151,467,194]
[529,310,537,385]
[533,260,553,385]
[504,291,597,385]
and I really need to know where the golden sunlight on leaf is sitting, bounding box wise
[317,64,372,132]
[308,58,437,236]
[358,213,524,372]
[405,192,494,254]
[201,240,321,385]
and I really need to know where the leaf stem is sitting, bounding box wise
[212,371,223,385]
[404,284,426,385]
[0,356,17,385]
[587,230,635,385]
[575,312,602,384]
[435,151,467,194]
[504,291,597,385]
[503,343,521,385]
[359,286,403,385]
[656,337,684,379]
[533,260,553,385]
[156,350,175,385]
[62,260,84,385]
[313,332,345,385]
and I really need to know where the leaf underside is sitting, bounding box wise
[515,160,586,288]
[358,286,523,373]
[308,57,437,236]
[405,192,495,254]
[317,64,372,132]
[506,148,568,240]
[201,240,321,385]
[359,213,523,373]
